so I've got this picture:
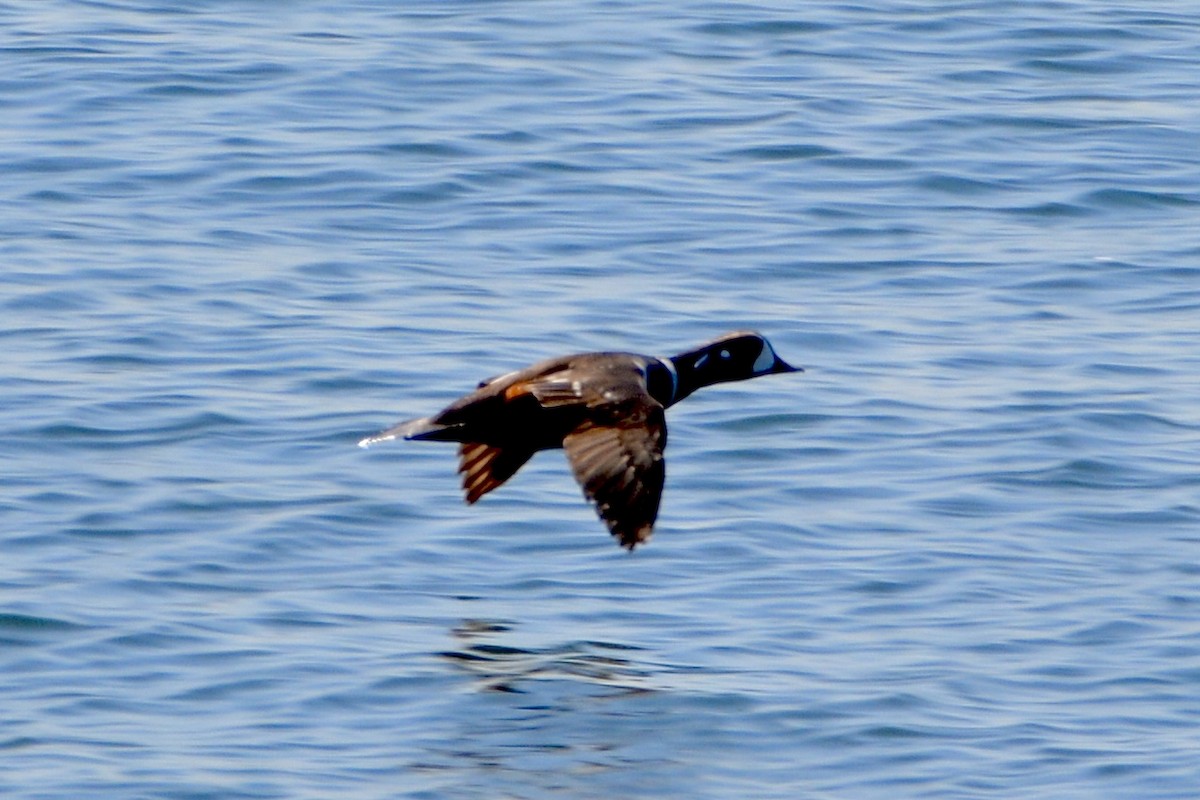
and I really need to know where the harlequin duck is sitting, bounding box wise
[359,331,800,550]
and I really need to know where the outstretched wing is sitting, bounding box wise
[563,392,666,550]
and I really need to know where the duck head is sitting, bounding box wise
[664,331,800,404]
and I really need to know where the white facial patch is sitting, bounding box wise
[752,341,775,373]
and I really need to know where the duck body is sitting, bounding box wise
[360,331,799,550]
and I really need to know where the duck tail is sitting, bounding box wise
[358,416,461,448]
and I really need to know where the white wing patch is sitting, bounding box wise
[527,377,586,406]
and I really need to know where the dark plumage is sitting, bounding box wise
[359,331,800,549]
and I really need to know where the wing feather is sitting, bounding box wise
[457,442,534,504]
[563,402,666,550]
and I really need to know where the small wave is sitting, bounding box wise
[1082,187,1198,210]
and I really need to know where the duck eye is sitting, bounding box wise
[720,350,730,359]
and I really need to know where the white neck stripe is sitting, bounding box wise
[657,356,678,404]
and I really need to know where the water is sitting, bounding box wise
[3,1,1200,797]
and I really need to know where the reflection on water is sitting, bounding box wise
[442,619,654,694]
[426,619,703,799]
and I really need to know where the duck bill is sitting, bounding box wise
[772,358,802,374]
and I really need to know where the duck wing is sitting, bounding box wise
[562,374,667,550]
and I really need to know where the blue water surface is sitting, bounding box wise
[3,1,1200,798]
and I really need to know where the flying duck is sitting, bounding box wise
[359,331,800,550]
